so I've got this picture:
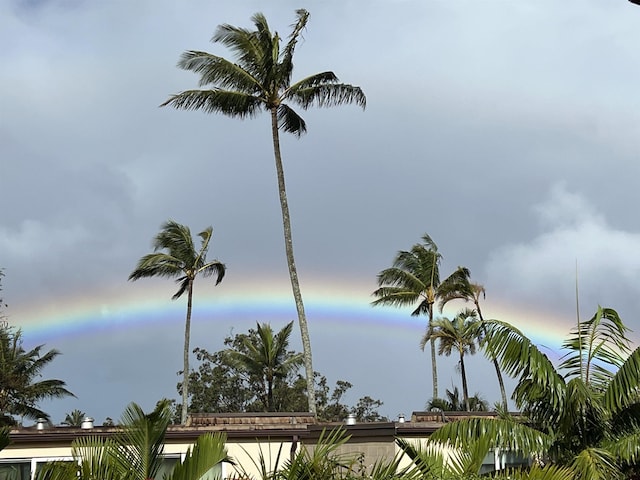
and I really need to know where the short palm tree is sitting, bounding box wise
[438,273,509,409]
[225,322,303,412]
[422,309,478,411]
[62,409,86,427]
[0,325,74,426]
[427,386,489,412]
[161,10,366,414]
[428,306,640,479]
[372,233,469,399]
[129,220,225,424]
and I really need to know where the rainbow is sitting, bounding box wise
[7,275,579,359]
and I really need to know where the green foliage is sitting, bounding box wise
[162,10,366,132]
[62,409,86,427]
[0,427,10,452]
[428,307,640,478]
[37,402,231,480]
[166,433,232,480]
[224,322,303,412]
[184,324,387,421]
[0,325,74,425]
[427,387,489,412]
[278,428,357,480]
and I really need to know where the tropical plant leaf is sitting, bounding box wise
[166,433,231,480]
[570,447,622,480]
[428,416,552,457]
[482,319,566,416]
[560,306,631,389]
[111,402,171,480]
[602,344,640,415]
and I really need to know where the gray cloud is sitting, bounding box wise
[2,0,640,422]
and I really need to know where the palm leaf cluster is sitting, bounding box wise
[38,402,231,480]
[427,306,640,479]
[162,10,366,134]
[0,326,73,425]
[224,322,303,412]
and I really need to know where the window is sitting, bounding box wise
[0,461,30,480]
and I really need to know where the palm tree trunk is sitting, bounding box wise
[428,305,438,399]
[269,108,317,414]
[181,280,193,424]
[460,352,470,411]
[477,304,507,409]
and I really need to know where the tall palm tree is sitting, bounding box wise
[438,273,509,409]
[428,306,640,479]
[161,10,366,414]
[421,309,478,411]
[371,233,469,399]
[225,322,303,412]
[0,325,74,426]
[129,220,225,424]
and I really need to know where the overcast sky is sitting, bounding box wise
[2,0,640,424]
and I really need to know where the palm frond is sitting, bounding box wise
[604,429,640,466]
[280,428,355,480]
[603,344,640,414]
[436,266,472,311]
[570,447,622,480]
[162,89,263,118]
[199,261,226,284]
[371,286,422,308]
[560,306,631,387]
[498,464,576,480]
[176,51,262,94]
[0,427,10,452]
[482,319,566,414]
[166,433,232,480]
[128,253,184,281]
[277,104,307,136]
[111,402,171,480]
[212,20,267,79]
[278,9,310,88]
[428,416,552,457]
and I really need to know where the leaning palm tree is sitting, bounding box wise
[372,233,469,399]
[422,309,478,411]
[225,322,303,412]
[161,10,366,414]
[438,273,509,410]
[428,306,640,479]
[129,221,225,424]
[0,325,74,426]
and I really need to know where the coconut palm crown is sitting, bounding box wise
[371,233,469,399]
[129,221,225,424]
[162,10,366,414]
